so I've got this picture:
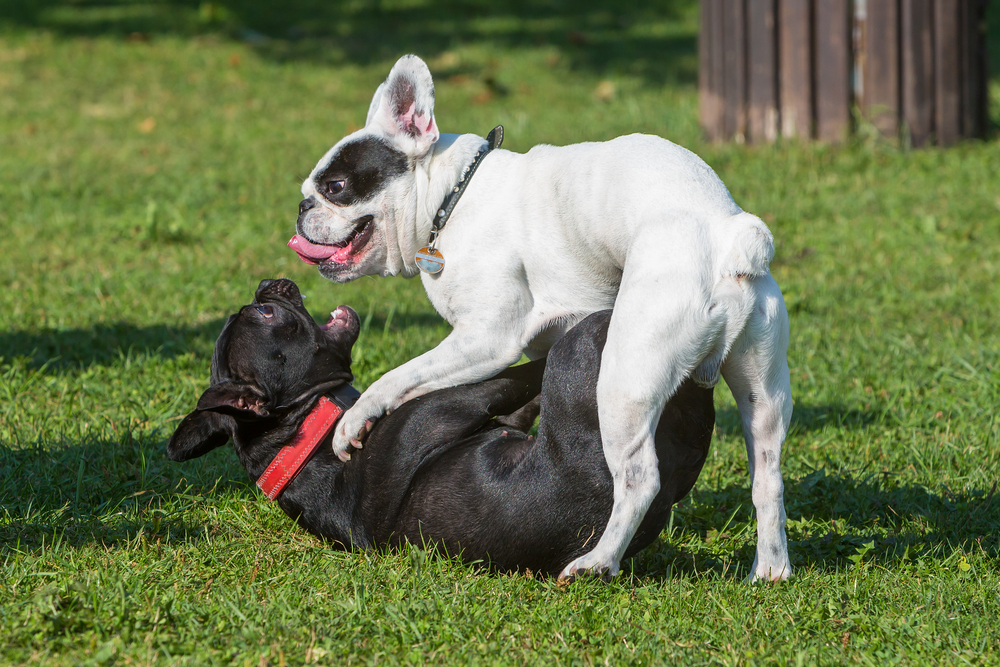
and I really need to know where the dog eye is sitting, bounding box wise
[327,180,346,195]
[255,305,274,319]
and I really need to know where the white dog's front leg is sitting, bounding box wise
[331,326,526,460]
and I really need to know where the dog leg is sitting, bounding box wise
[559,226,721,580]
[721,273,793,582]
[389,359,546,450]
[332,325,527,459]
[495,394,541,433]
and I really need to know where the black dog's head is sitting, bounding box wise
[167,278,360,462]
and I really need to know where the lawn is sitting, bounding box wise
[1,0,999,664]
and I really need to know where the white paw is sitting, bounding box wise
[558,551,621,582]
[332,408,377,462]
[746,558,793,583]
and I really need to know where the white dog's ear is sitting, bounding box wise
[365,82,388,127]
[366,55,439,157]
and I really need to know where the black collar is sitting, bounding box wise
[427,125,503,248]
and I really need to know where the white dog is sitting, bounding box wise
[288,55,792,581]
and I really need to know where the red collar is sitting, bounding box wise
[256,386,358,501]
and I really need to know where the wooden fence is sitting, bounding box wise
[699,0,990,146]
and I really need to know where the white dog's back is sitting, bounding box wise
[468,134,772,277]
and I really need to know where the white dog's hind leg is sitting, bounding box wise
[559,225,723,580]
[720,273,793,582]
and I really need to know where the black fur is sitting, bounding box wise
[168,279,715,575]
[314,137,409,206]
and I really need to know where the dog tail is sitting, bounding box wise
[719,212,774,277]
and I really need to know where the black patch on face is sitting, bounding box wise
[315,137,409,206]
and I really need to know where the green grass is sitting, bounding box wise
[2,0,1000,664]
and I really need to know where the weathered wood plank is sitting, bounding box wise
[961,0,988,138]
[814,0,851,142]
[934,0,961,146]
[901,0,934,147]
[701,0,726,141]
[778,0,812,139]
[722,0,747,142]
[699,0,719,141]
[747,0,778,143]
[863,0,899,138]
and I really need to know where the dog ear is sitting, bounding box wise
[167,410,234,462]
[196,381,271,419]
[366,54,439,157]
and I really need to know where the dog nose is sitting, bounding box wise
[299,198,317,216]
[255,278,302,305]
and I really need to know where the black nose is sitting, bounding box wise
[255,278,302,306]
[299,198,317,216]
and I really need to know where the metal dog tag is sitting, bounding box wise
[415,247,445,274]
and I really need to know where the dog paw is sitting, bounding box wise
[745,559,793,583]
[558,552,620,582]
[331,430,353,462]
[333,412,378,461]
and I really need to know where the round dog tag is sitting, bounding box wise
[415,247,445,274]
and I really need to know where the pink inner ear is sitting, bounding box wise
[398,101,417,132]
[416,113,437,137]
[398,102,437,138]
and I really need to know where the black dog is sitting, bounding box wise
[168,279,715,576]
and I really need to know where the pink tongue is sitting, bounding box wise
[288,235,338,264]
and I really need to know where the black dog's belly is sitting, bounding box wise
[389,379,715,575]
[391,429,616,574]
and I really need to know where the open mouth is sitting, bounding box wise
[288,215,375,265]
[320,305,360,341]
[321,306,356,331]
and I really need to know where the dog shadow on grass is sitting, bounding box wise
[4,394,996,578]
[626,403,999,579]
[632,464,999,580]
[0,320,227,371]
[0,436,254,554]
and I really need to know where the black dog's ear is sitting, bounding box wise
[196,382,271,418]
[167,410,234,462]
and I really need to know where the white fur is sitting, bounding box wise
[299,56,793,582]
